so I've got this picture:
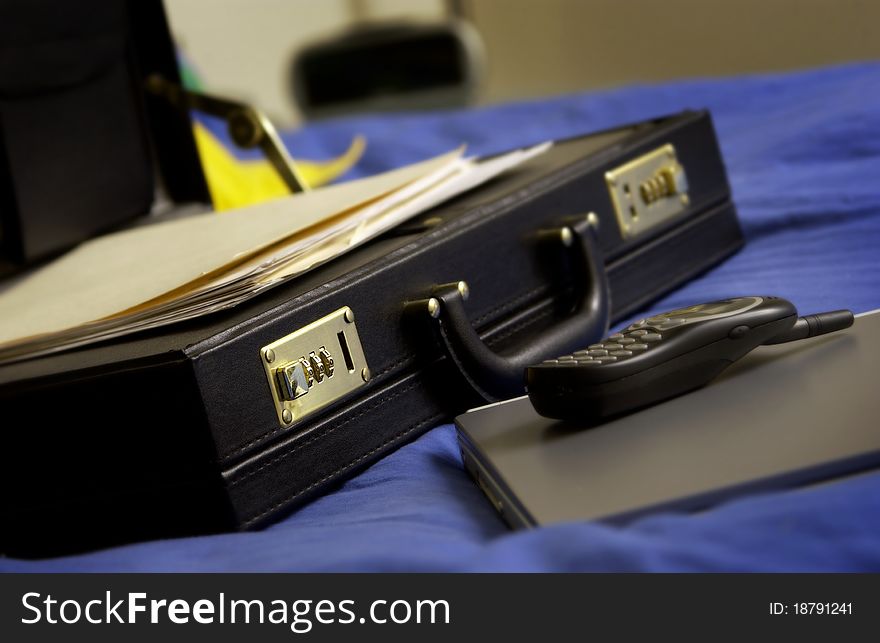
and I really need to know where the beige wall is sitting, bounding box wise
[165,0,880,124]
[165,0,444,125]
[470,0,880,104]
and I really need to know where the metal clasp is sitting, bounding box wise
[261,307,369,427]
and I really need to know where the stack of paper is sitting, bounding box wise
[0,143,550,364]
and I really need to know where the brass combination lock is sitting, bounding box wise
[260,307,369,427]
[605,144,690,239]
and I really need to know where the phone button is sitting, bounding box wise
[728,325,750,339]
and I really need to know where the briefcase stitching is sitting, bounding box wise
[471,283,552,327]
[228,379,425,487]
[239,411,445,528]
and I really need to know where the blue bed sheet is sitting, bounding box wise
[3,62,879,572]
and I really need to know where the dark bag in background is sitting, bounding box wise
[0,0,207,266]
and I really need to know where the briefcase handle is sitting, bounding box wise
[404,216,609,401]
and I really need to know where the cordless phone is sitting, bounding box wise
[526,296,853,422]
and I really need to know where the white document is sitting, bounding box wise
[0,143,550,363]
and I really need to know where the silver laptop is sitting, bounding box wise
[455,310,880,528]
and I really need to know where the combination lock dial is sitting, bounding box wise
[276,346,335,401]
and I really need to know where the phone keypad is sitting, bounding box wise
[542,328,663,366]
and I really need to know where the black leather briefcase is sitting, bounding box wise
[0,110,743,556]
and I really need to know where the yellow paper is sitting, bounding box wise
[192,123,366,211]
